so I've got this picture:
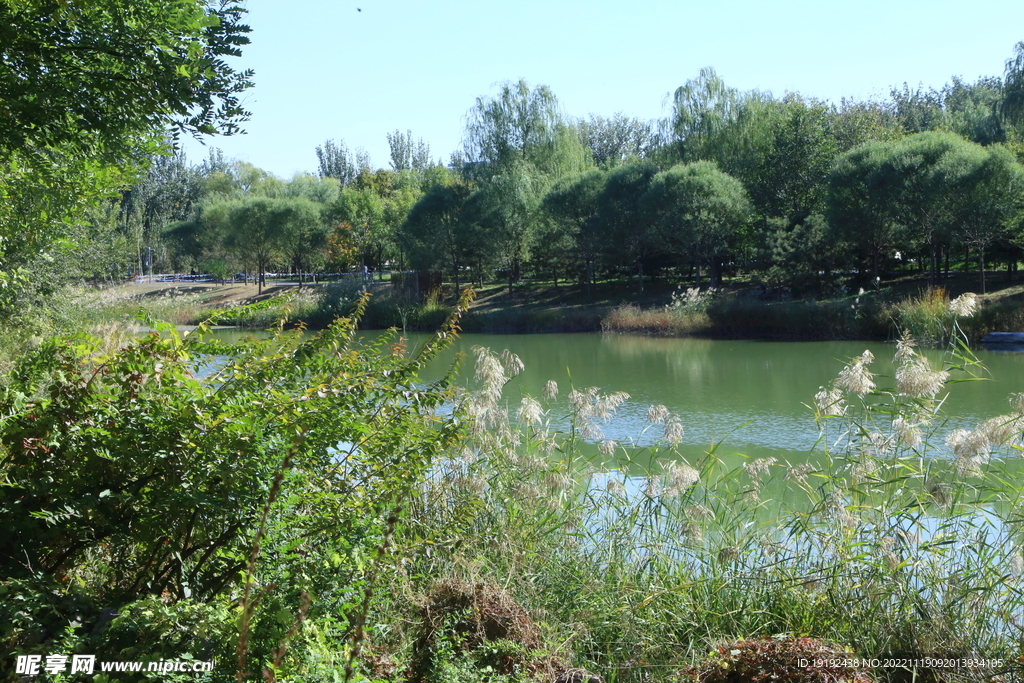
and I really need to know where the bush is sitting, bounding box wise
[0,294,471,680]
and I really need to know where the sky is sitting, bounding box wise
[179,0,1024,178]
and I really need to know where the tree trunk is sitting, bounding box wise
[979,245,986,294]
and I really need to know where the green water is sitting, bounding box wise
[212,328,1024,464]
[403,333,1022,460]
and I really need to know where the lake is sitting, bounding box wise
[215,328,1024,465]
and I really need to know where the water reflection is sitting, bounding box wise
[209,328,1024,465]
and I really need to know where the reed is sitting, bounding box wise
[367,310,1024,683]
[886,288,979,345]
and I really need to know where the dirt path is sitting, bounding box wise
[125,281,308,308]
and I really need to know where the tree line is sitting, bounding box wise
[22,44,1024,307]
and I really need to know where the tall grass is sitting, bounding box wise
[602,290,891,340]
[887,288,980,345]
[72,285,213,326]
[603,287,714,335]
[367,313,1024,683]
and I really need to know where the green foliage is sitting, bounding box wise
[764,214,847,297]
[576,114,653,168]
[0,0,252,314]
[0,299,471,676]
[0,0,253,156]
[594,161,659,291]
[826,140,905,280]
[388,129,434,174]
[401,181,480,291]
[464,80,589,179]
[539,170,606,292]
[643,161,751,287]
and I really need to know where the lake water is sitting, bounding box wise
[211,328,1024,464]
[388,332,1024,461]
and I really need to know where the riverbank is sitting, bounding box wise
[68,271,1024,343]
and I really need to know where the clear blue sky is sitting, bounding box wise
[180,0,1024,178]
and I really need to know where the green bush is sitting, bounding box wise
[0,295,471,680]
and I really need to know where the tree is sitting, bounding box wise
[741,95,838,223]
[277,196,328,287]
[541,170,606,296]
[330,186,385,277]
[214,196,293,294]
[826,141,903,282]
[831,98,903,151]
[945,145,1024,292]
[643,161,751,288]
[888,83,945,135]
[1003,42,1024,127]
[0,0,253,157]
[387,130,433,173]
[463,79,589,179]
[594,161,660,292]
[0,0,253,311]
[400,181,479,293]
[941,76,1005,145]
[119,150,205,275]
[462,81,590,296]
[883,132,986,282]
[663,67,766,166]
[468,161,545,295]
[577,114,653,168]
[316,139,358,187]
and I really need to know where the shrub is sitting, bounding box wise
[0,294,472,679]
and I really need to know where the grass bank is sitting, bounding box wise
[603,277,1024,343]
[59,270,1024,344]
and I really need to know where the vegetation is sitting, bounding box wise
[0,0,253,309]
[7,6,1024,682]
[11,49,1024,324]
[0,298,470,681]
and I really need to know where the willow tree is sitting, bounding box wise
[1003,41,1024,127]
[643,161,750,288]
[662,68,775,170]
[462,80,589,294]
[463,79,588,177]
[467,161,545,295]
